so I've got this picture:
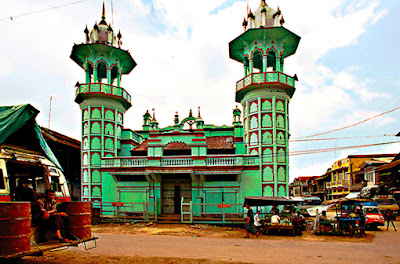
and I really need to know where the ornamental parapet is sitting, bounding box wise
[101,155,259,168]
[235,72,295,102]
[75,83,131,109]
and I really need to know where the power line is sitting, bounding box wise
[1,0,88,22]
[292,105,400,139]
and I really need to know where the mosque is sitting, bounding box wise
[71,0,300,215]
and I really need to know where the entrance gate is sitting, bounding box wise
[161,175,191,214]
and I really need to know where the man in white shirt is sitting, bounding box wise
[271,213,280,224]
[254,210,262,234]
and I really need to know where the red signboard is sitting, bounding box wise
[217,204,231,208]
[112,202,124,207]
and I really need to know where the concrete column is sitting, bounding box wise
[107,69,112,84]
[86,69,91,83]
[262,55,268,72]
[93,68,98,83]
[275,56,281,72]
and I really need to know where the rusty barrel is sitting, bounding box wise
[0,202,31,256]
[63,202,92,240]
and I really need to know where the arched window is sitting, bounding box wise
[263,185,273,197]
[91,122,101,134]
[91,137,101,149]
[92,109,101,119]
[276,100,284,111]
[277,167,286,182]
[105,138,114,150]
[105,123,114,135]
[277,148,285,163]
[262,114,272,127]
[263,148,273,163]
[92,170,101,182]
[105,110,114,120]
[96,61,107,82]
[278,186,286,197]
[250,116,258,129]
[262,132,272,145]
[252,49,263,72]
[276,115,285,128]
[263,167,273,181]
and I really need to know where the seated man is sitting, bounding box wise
[319,210,331,233]
[15,178,38,203]
[271,212,280,225]
[32,189,71,243]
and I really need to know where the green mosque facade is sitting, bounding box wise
[71,1,300,215]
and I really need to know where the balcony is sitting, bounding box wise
[235,72,295,101]
[75,83,131,109]
[101,155,259,168]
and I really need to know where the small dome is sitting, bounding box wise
[88,3,118,47]
[246,1,283,29]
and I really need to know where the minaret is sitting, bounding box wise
[70,3,136,202]
[229,1,300,197]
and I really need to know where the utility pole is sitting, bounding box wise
[48,96,52,129]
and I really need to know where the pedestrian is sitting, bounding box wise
[254,210,262,235]
[355,203,365,228]
[385,209,397,231]
[244,204,258,238]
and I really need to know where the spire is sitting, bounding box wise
[102,2,106,20]
[99,2,107,25]
[189,109,193,117]
[197,107,202,119]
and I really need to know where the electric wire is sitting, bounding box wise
[1,0,88,22]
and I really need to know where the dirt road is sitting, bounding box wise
[10,224,400,264]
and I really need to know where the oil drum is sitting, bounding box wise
[0,202,31,256]
[63,202,92,240]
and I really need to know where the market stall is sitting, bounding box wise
[243,196,302,236]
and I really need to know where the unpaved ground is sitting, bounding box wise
[8,222,400,264]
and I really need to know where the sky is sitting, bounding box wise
[1,0,400,182]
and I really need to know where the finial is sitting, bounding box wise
[197,107,202,118]
[117,30,122,39]
[84,25,89,34]
[189,109,193,117]
[152,108,157,121]
[102,2,106,20]
[280,16,285,26]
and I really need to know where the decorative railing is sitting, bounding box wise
[206,157,239,166]
[75,83,131,104]
[236,72,295,92]
[101,155,259,168]
[161,158,193,166]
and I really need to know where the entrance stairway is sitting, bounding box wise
[157,214,182,223]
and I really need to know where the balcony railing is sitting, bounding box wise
[101,155,259,168]
[75,83,131,104]
[236,72,295,92]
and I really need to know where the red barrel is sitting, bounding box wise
[63,202,92,240]
[0,202,31,256]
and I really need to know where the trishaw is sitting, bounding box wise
[244,196,302,236]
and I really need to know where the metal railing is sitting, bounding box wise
[181,197,245,224]
[92,198,157,223]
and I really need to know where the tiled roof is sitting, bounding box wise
[206,136,235,149]
[131,136,235,151]
[164,142,190,150]
[131,140,148,152]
